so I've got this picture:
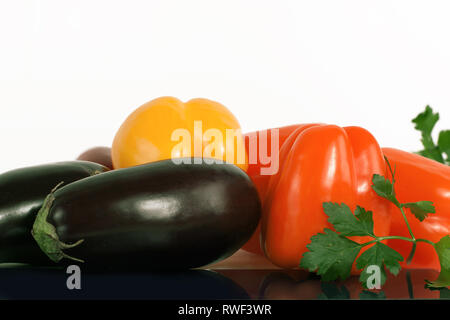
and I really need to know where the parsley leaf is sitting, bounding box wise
[301,201,404,286]
[412,105,439,143]
[323,202,374,237]
[412,106,448,164]
[301,155,447,290]
[371,174,399,206]
[359,290,386,300]
[438,130,450,163]
[426,235,450,288]
[372,160,436,222]
[354,206,375,236]
[356,242,403,288]
[300,228,362,282]
[317,283,351,300]
[403,201,436,222]
[439,288,450,299]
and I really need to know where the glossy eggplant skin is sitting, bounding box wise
[0,161,109,264]
[42,159,261,269]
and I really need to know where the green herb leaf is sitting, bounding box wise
[412,105,439,138]
[317,283,351,300]
[359,290,386,300]
[426,235,450,288]
[323,202,374,237]
[356,242,403,288]
[402,201,436,222]
[412,106,445,163]
[300,229,362,282]
[418,148,444,163]
[371,174,399,206]
[354,206,375,235]
[439,288,450,299]
[438,130,450,162]
[302,154,446,290]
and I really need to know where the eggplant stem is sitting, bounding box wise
[31,186,85,263]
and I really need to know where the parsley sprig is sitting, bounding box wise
[300,157,450,289]
[413,106,450,165]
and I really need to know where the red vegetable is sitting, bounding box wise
[243,124,391,269]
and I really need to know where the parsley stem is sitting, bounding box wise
[360,235,436,266]
[406,271,414,299]
[360,236,435,248]
[406,243,416,264]
[405,239,436,264]
[377,236,414,242]
[416,238,435,247]
[361,235,413,247]
[399,205,415,241]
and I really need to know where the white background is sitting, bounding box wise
[1,0,449,172]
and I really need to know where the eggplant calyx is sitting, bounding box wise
[31,188,85,264]
[91,169,108,176]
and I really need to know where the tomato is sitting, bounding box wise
[77,146,113,169]
[112,96,247,170]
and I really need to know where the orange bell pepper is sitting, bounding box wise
[243,124,392,269]
[112,96,248,170]
[382,147,450,271]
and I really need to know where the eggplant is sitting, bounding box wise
[32,158,261,269]
[0,161,109,264]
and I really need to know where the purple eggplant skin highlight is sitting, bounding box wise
[32,158,261,269]
[0,161,109,265]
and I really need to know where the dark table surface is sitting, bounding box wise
[0,250,448,300]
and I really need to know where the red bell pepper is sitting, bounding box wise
[243,124,392,269]
[382,147,450,270]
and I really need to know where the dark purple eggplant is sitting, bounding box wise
[32,158,261,269]
[0,161,109,264]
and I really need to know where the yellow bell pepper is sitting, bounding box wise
[112,96,248,171]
